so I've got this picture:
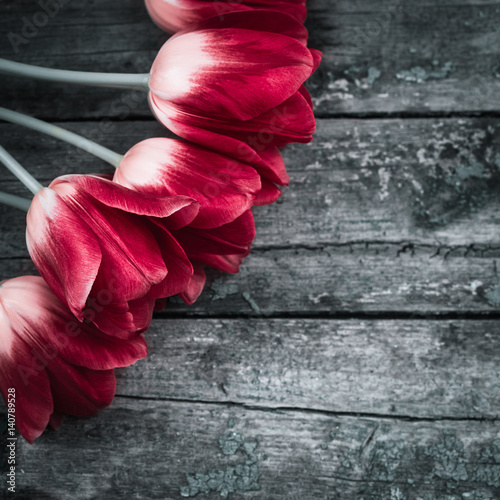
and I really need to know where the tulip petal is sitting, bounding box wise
[173,210,255,265]
[146,2,307,34]
[114,138,261,229]
[195,253,248,274]
[253,179,282,206]
[310,48,323,72]
[47,366,116,417]
[147,221,195,298]
[86,296,155,339]
[179,263,206,304]
[0,326,53,443]
[26,187,102,320]
[48,411,65,429]
[150,27,315,121]
[175,10,308,43]
[149,94,289,187]
[61,174,199,224]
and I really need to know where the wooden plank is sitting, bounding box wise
[115,319,500,419]
[1,116,500,256]
[0,0,163,120]
[2,241,500,314]
[306,0,500,116]
[1,0,500,118]
[3,399,500,499]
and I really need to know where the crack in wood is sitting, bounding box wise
[113,395,500,423]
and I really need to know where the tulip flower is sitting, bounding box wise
[26,173,200,338]
[113,140,257,304]
[148,11,322,188]
[0,276,148,443]
[170,209,255,304]
[144,0,307,34]
[114,137,269,221]
[0,115,260,308]
[0,11,322,193]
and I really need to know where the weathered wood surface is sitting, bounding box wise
[1,0,500,118]
[1,0,500,499]
[2,399,500,500]
[116,319,500,420]
[2,245,499,315]
[1,117,500,252]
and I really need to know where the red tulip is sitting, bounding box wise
[112,139,256,305]
[26,174,199,338]
[114,137,268,219]
[172,209,255,304]
[145,0,307,34]
[0,276,147,443]
[148,11,322,193]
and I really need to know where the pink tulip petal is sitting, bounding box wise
[179,263,207,304]
[174,10,308,43]
[149,94,289,186]
[253,180,282,206]
[310,48,323,72]
[47,366,116,417]
[0,335,53,443]
[195,253,247,274]
[147,221,195,298]
[173,210,255,264]
[48,411,65,429]
[114,138,261,228]
[61,174,199,224]
[154,298,167,312]
[86,296,155,339]
[150,27,315,121]
[26,187,102,320]
[146,2,306,34]
[298,84,313,109]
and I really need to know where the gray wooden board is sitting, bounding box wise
[1,0,500,118]
[1,398,499,499]
[1,244,500,315]
[115,319,500,420]
[1,116,500,256]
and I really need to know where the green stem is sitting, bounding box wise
[0,58,150,91]
[0,108,124,169]
[0,146,43,195]
[0,191,31,212]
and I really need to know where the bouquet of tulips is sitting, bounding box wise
[0,2,321,443]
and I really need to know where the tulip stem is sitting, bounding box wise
[0,146,43,195]
[0,58,150,91]
[0,191,31,212]
[0,108,124,169]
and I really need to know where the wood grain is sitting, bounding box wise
[2,243,499,315]
[3,399,500,499]
[1,0,500,118]
[1,116,499,258]
[306,0,500,116]
[116,318,500,420]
